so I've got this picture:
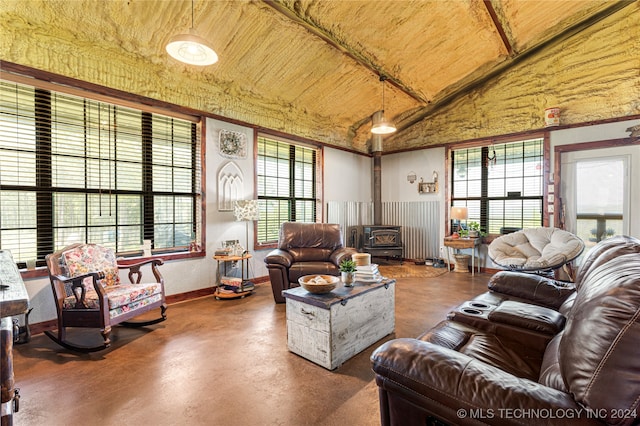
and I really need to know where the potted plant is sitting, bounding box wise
[467,221,484,238]
[339,259,357,286]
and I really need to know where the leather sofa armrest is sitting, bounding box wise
[265,249,293,268]
[371,338,598,425]
[488,301,566,335]
[488,271,576,310]
[329,247,359,266]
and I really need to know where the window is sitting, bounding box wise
[0,80,202,266]
[451,138,544,234]
[256,135,319,245]
[575,157,625,243]
[559,148,630,253]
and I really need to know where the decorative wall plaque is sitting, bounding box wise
[219,129,247,159]
[217,161,244,211]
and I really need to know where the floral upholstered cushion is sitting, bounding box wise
[62,282,162,313]
[103,283,161,309]
[62,244,120,288]
[109,293,163,320]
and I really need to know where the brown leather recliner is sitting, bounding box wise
[371,235,640,426]
[264,222,358,303]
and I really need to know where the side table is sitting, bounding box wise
[443,237,482,276]
[213,254,253,299]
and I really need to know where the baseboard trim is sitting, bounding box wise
[29,319,57,336]
[27,275,271,336]
[166,287,215,304]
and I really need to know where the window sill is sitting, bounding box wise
[20,250,206,279]
[255,242,277,250]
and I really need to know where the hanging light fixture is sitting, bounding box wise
[166,0,218,66]
[371,75,397,135]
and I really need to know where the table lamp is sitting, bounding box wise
[233,200,259,255]
[450,206,468,234]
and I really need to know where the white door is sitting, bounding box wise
[561,148,630,256]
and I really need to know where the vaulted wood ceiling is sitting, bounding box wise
[1,0,632,152]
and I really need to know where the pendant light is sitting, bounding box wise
[166,0,218,66]
[371,75,396,135]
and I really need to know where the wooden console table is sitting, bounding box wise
[1,251,30,426]
[444,237,482,276]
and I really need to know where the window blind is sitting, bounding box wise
[451,138,543,234]
[0,80,202,266]
[256,135,318,244]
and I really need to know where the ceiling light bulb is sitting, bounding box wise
[166,28,218,66]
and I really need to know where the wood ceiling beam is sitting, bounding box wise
[261,0,427,105]
[483,0,513,56]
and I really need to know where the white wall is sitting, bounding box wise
[323,147,372,205]
[549,119,640,171]
[204,118,257,279]
[381,147,445,203]
[381,147,447,258]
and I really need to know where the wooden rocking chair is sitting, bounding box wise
[45,243,167,352]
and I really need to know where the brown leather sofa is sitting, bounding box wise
[264,222,358,303]
[371,235,640,426]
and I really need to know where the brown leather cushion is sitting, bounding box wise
[287,247,335,262]
[288,262,339,283]
[538,333,567,392]
[418,320,470,350]
[488,270,576,310]
[559,236,640,423]
[488,300,565,335]
[278,222,343,251]
[419,320,543,381]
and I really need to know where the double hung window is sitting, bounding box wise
[0,80,202,266]
[451,138,544,234]
[256,135,320,246]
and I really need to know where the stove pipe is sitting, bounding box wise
[372,134,383,226]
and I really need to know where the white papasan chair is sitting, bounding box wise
[488,227,584,274]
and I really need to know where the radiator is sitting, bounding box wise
[326,201,440,260]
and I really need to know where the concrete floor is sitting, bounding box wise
[12,270,490,426]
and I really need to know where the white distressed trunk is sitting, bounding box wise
[284,279,395,370]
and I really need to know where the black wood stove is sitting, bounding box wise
[348,225,403,264]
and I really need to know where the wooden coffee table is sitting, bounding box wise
[282,278,395,370]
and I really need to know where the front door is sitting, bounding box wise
[560,148,630,257]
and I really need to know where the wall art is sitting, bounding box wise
[219,129,247,159]
[218,161,244,211]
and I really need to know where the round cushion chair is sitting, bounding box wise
[488,227,584,272]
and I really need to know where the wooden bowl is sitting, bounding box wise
[298,275,340,294]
